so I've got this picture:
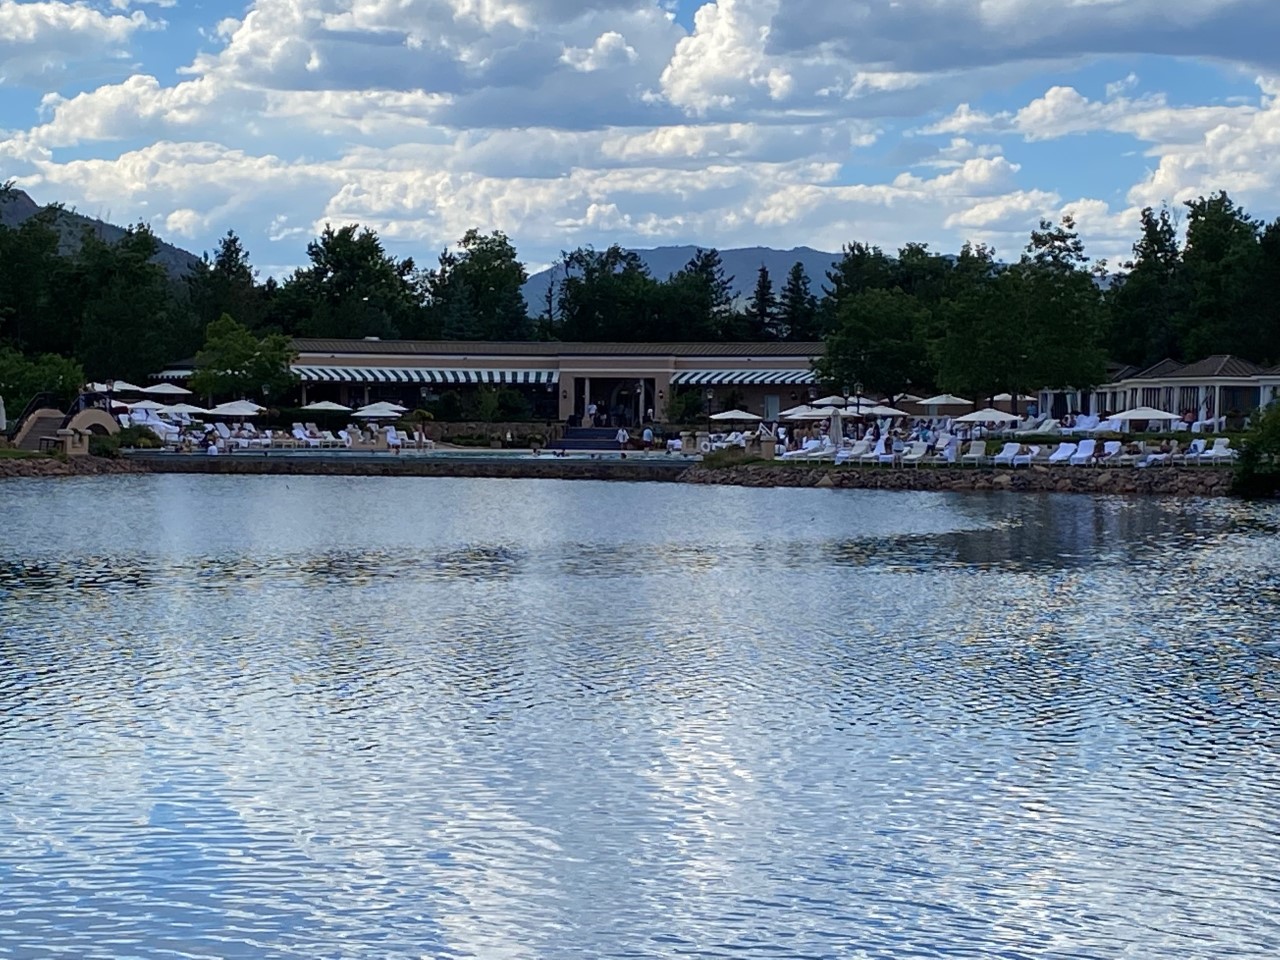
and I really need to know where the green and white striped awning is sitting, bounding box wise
[671,369,816,386]
[292,366,559,385]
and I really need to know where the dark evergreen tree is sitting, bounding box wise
[778,261,819,341]
[744,265,779,339]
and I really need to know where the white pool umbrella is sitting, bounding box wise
[1110,406,1180,421]
[301,400,353,413]
[162,402,212,415]
[860,404,911,418]
[918,393,973,407]
[209,400,266,417]
[710,409,762,421]
[953,407,1021,423]
[779,404,819,419]
[142,382,192,396]
[354,401,407,417]
[128,399,168,411]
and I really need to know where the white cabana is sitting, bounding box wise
[954,407,1021,423]
[208,400,266,417]
[301,400,353,413]
[710,409,762,421]
[1110,406,1180,422]
[142,382,192,396]
[993,393,1036,402]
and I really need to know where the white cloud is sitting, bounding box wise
[3,0,1280,282]
[0,0,156,85]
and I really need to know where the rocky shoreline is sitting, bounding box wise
[0,454,148,479]
[0,452,1238,497]
[684,463,1234,496]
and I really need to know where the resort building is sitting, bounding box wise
[158,339,824,424]
[1040,354,1280,425]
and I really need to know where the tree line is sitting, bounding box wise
[2,181,1280,410]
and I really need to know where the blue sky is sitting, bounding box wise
[3,0,1279,278]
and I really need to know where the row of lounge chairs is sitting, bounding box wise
[780,436,1236,467]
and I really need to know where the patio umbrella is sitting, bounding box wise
[918,393,973,407]
[779,404,818,419]
[301,400,353,413]
[162,402,212,415]
[710,409,762,421]
[142,382,192,396]
[953,407,1020,423]
[810,394,849,407]
[1110,406,1180,422]
[860,404,911,418]
[354,402,407,418]
[127,399,168,411]
[993,392,1036,402]
[208,400,266,417]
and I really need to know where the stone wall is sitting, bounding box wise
[0,455,147,480]
[683,463,1235,497]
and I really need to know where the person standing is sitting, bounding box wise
[615,426,629,453]
[587,399,598,426]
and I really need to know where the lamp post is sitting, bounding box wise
[706,388,714,433]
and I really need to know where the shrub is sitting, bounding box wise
[89,434,121,458]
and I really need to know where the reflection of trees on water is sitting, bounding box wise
[815,497,1234,573]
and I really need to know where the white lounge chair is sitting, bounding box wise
[1047,442,1077,465]
[833,440,870,464]
[1172,438,1206,464]
[1097,440,1123,466]
[1199,438,1235,464]
[960,440,988,467]
[992,442,1023,467]
[1069,439,1097,465]
[899,441,930,467]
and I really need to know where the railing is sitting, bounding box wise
[60,391,110,427]
[5,392,62,442]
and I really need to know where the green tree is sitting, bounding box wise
[778,261,819,341]
[1015,216,1107,401]
[426,229,530,340]
[1176,192,1262,359]
[0,345,85,406]
[820,242,896,333]
[73,224,197,383]
[932,243,1021,402]
[744,265,779,339]
[280,224,424,339]
[0,205,64,354]
[189,313,297,401]
[819,288,932,401]
[556,246,664,340]
[678,248,737,337]
[187,230,267,334]
[1108,206,1185,366]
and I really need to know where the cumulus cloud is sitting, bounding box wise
[4,0,1280,279]
[0,0,155,85]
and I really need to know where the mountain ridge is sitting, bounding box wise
[522,244,844,307]
[0,188,203,279]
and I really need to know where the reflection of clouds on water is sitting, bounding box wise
[3,477,1280,958]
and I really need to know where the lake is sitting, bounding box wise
[1,475,1278,959]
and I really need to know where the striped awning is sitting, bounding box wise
[292,366,559,385]
[671,369,816,386]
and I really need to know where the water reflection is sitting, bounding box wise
[1,476,1278,959]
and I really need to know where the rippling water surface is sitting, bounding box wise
[2,475,1278,959]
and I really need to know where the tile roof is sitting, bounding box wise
[1167,354,1267,379]
[1130,358,1185,380]
[290,338,824,358]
